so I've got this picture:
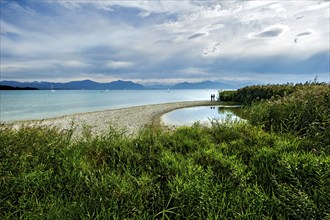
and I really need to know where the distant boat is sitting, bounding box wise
[167,88,170,92]
[51,84,55,92]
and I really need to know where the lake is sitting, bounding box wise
[162,106,243,126]
[0,89,218,122]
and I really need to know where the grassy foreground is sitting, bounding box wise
[1,83,330,219]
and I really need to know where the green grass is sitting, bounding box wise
[1,83,329,219]
[1,122,329,219]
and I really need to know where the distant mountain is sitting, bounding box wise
[61,79,98,90]
[0,79,240,90]
[172,81,235,89]
[0,80,145,90]
[107,80,144,90]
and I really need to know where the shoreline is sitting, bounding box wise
[2,100,220,137]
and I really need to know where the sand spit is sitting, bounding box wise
[2,101,217,138]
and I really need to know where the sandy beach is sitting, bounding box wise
[2,101,216,137]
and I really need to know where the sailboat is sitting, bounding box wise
[51,84,55,92]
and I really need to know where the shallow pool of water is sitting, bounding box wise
[162,106,243,126]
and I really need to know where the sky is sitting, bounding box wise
[1,0,329,85]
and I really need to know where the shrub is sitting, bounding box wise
[247,84,330,149]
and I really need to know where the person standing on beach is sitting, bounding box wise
[211,94,215,101]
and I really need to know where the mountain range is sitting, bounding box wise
[0,79,238,90]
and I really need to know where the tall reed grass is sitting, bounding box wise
[246,84,330,151]
[1,121,329,219]
[220,83,329,149]
[218,82,327,104]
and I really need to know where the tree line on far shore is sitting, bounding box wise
[0,85,38,90]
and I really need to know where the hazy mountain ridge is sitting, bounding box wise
[0,80,241,90]
[0,80,144,90]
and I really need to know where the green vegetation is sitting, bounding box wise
[247,84,330,150]
[218,82,326,104]
[1,83,329,219]
[217,90,237,102]
[219,82,330,149]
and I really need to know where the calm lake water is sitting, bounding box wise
[0,89,218,122]
[162,106,243,126]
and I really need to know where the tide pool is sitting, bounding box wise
[162,106,243,126]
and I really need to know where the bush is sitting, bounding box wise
[247,84,330,150]
[218,90,236,101]
[218,82,327,104]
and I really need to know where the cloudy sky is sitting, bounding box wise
[1,0,329,85]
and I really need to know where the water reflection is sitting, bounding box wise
[162,106,243,126]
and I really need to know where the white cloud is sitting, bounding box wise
[1,0,329,84]
[0,59,90,73]
[180,68,208,75]
[203,42,222,57]
[0,60,53,73]
[248,25,289,39]
[7,0,36,15]
[62,60,90,68]
[105,60,135,69]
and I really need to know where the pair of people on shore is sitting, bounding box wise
[210,94,216,101]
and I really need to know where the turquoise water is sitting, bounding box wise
[162,106,242,126]
[0,90,218,122]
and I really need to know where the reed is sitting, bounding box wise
[1,124,329,219]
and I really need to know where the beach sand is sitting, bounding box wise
[2,101,216,138]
